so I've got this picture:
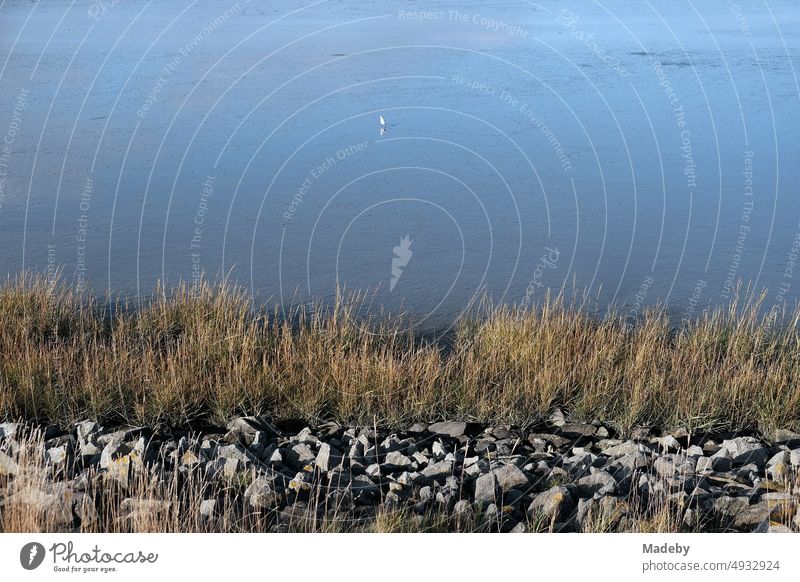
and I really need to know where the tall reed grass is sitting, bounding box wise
[1,274,799,433]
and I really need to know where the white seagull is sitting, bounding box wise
[379,115,387,136]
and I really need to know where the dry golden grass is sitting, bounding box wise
[1,273,799,433]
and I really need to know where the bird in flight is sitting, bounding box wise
[379,115,387,136]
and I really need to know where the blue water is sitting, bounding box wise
[1,0,799,330]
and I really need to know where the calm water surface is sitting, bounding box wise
[1,0,799,329]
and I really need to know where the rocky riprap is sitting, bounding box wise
[1,417,799,532]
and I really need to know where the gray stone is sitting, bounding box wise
[704,450,733,472]
[97,427,145,446]
[431,441,449,459]
[75,421,99,443]
[630,427,652,441]
[576,470,617,498]
[717,437,768,467]
[713,496,752,525]
[616,451,650,472]
[695,457,714,474]
[528,485,575,522]
[199,499,216,519]
[428,421,467,438]
[702,440,721,455]
[656,435,681,453]
[383,450,413,470]
[731,501,772,530]
[412,451,429,467]
[100,443,143,483]
[99,438,133,469]
[216,444,253,464]
[771,428,800,448]
[222,457,242,479]
[685,445,704,458]
[765,451,791,481]
[294,427,319,446]
[0,422,19,439]
[47,445,69,465]
[559,423,597,439]
[492,464,529,492]
[563,451,598,477]
[225,416,278,445]
[548,408,567,427]
[0,450,18,476]
[286,443,316,468]
[315,443,343,473]
[671,427,691,448]
[465,458,489,478]
[245,477,281,509]
[288,471,314,494]
[600,441,644,457]
[268,448,283,464]
[474,473,497,504]
[80,441,101,463]
[421,460,453,479]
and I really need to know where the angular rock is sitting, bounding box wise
[558,423,597,440]
[199,499,217,519]
[421,460,453,480]
[601,441,644,457]
[75,420,99,444]
[217,443,254,464]
[428,421,467,438]
[528,485,575,522]
[717,437,768,467]
[315,443,343,473]
[656,435,682,453]
[100,438,133,469]
[383,450,413,471]
[474,472,497,504]
[286,443,316,468]
[224,416,279,446]
[576,470,617,498]
[765,451,791,481]
[771,428,800,448]
[0,450,18,476]
[0,422,19,439]
[245,477,281,509]
[47,444,70,466]
[491,464,529,492]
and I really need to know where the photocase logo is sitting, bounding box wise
[20,542,45,570]
[390,235,413,292]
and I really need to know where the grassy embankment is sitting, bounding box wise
[1,274,799,434]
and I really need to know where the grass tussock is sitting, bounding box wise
[1,273,800,433]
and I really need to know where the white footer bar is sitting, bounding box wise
[1,533,797,581]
